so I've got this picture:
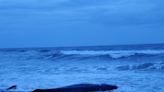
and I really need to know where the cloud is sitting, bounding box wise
[0,0,164,27]
[0,0,164,47]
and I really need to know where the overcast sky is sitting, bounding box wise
[0,0,164,48]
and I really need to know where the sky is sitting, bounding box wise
[0,0,164,48]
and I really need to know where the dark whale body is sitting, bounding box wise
[33,84,118,92]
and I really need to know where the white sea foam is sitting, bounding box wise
[0,50,164,60]
[61,50,164,58]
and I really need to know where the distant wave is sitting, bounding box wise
[60,50,164,59]
[0,50,164,60]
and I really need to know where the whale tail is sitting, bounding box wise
[6,85,17,90]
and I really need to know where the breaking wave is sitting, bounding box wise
[116,62,164,71]
[60,50,164,59]
[1,49,164,60]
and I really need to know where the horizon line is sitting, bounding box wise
[0,42,164,50]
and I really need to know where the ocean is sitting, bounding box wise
[0,44,164,92]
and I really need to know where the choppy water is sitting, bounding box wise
[0,44,164,92]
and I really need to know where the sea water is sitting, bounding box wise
[0,44,164,92]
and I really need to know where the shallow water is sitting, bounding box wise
[0,59,164,92]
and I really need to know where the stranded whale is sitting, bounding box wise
[33,84,118,92]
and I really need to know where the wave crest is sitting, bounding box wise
[1,50,164,60]
[60,50,164,59]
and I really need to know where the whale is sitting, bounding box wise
[33,83,118,92]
